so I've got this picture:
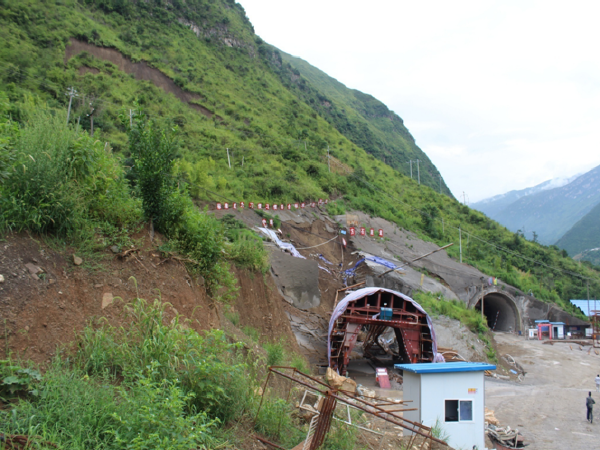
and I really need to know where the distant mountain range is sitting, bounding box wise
[474,175,579,219]
[473,165,600,253]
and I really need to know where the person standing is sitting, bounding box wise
[596,374,600,392]
[586,392,595,423]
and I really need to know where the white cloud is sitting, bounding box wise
[239,0,600,201]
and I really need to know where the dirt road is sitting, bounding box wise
[486,333,600,450]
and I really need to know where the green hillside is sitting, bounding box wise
[556,201,600,259]
[271,50,449,195]
[1,0,599,313]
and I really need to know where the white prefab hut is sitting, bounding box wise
[395,362,496,450]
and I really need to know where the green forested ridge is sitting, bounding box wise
[556,201,600,258]
[0,0,599,314]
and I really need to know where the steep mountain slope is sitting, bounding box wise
[555,201,600,258]
[473,175,578,219]
[485,165,600,244]
[1,0,600,308]
[272,50,450,195]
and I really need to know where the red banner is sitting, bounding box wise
[378,229,383,238]
[240,202,245,209]
[360,227,365,236]
[301,202,305,208]
[217,203,222,210]
[265,204,270,210]
[273,204,278,210]
[224,202,229,209]
[261,218,267,227]
[369,228,374,237]
[269,218,274,227]
[350,227,356,236]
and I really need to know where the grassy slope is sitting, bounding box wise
[275,50,449,195]
[1,0,599,311]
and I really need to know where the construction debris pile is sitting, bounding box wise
[485,408,527,449]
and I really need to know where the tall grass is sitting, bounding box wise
[0,108,141,247]
[0,294,260,449]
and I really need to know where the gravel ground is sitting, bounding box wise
[486,332,600,450]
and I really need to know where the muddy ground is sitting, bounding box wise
[486,332,600,450]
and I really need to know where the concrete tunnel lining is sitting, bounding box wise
[475,293,521,332]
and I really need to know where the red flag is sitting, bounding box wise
[233,203,237,210]
[240,202,245,209]
[224,202,229,209]
[261,218,267,227]
[350,227,356,236]
[269,218,274,227]
[378,229,383,238]
[280,204,284,210]
[248,202,253,209]
[217,203,222,210]
[301,202,305,208]
[360,227,366,236]
[258,203,262,209]
[287,203,291,210]
[265,204,270,210]
[294,203,299,209]
[369,228,374,237]
[273,204,278,210]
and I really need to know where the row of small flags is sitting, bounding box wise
[349,227,384,238]
[216,199,328,211]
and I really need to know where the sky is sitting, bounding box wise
[238,0,600,202]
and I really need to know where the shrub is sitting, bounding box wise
[0,108,141,245]
[75,294,250,422]
[264,341,285,367]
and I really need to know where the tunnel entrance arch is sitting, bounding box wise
[473,289,521,332]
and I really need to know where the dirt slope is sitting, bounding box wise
[0,228,299,366]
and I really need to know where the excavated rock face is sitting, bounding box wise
[269,248,320,310]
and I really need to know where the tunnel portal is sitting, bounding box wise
[475,292,520,332]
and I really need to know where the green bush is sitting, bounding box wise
[0,107,141,246]
[264,341,285,367]
[75,294,250,422]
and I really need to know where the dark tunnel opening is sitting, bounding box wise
[475,293,520,332]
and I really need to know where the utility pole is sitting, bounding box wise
[588,281,590,317]
[409,160,413,179]
[242,156,244,167]
[327,145,330,173]
[459,226,463,263]
[129,109,133,127]
[65,87,78,124]
[463,192,467,205]
[442,217,444,237]
[86,99,96,137]
[439,175,442,194]
[416,159,420,185]
[226,148,231,169]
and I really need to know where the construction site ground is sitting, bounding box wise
[486,332,600,450]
